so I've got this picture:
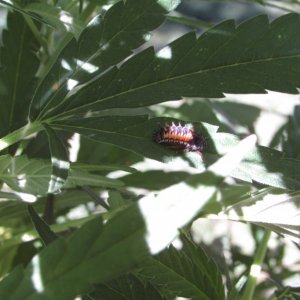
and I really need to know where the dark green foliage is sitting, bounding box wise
[0,0,299,299]
[0,12,39,137]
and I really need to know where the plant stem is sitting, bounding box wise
[0,121,43,152]
[241,229,271,300]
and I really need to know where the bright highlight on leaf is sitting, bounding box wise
[139,135,257,254]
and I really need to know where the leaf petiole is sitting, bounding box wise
[0,121,43,152]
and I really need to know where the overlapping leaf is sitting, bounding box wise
[51,115,300,189]
[221,188,300,241]
[29,0,167,120]
[0,12,39,137]
[0,211,149,300]
[0,135,253,299]
[38,13,300,120]
[25,3,84,39]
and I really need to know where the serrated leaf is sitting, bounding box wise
[25,3,84,39]
[51,115,217,162]
[0,137,253,299]
[0,12,39,137]
[41,13,300,119]
[137,236,224,300]
[29,0,167,120]
[90,274,166,300]
[51,115,300,189]
[221,188,300,241]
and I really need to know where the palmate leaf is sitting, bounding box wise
[51,115,300,190]
[0,12,39,137]
[0,155,123,196]
[29,0,167,120]
[38,13,300,120]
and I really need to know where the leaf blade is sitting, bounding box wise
[44,14,300,119]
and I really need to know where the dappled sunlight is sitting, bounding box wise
[48,174,65,194]
[67,79,79,91]
[210,134,257,177]
[0,140,9,151]
[138,182,216,254]
[223,191,300,226]
[48,157,70,193]
[75,59,99,74]
[61,59,72,71]
[14,192,37,203]
[21,233,36,242]
[17,174,27,188]
[59,11,74,31]
[156,46,172,60]
[31,256,44,293]
[51,157,70,170]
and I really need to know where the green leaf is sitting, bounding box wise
[51,115,217,162]
[51,115,300,189]
[221,188,300,242]
[43,124,70,194]
[0,12,39,137]
[25,3,84,39]
[121,170,190,190]
[0,155,123,196]
[0,210,149,300]
[29,0,167,120]
[27,205,58,246]
[41,13,300,119]
[137,235,225,300]
[89,274,166,300]
[0,137,253,298]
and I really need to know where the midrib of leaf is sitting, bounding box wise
[37,7,159,120]
[50,53,300,120]
[9,23,26,127]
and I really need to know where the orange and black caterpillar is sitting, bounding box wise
[154,122,207,153]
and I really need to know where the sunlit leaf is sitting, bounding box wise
[40,13,300,119]
[29,0,167,120]
[221,188,300,241]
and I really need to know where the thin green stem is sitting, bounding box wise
[80,2,97,21]
[241,229,271,300]
[0,121,43,152]
[23,15,50,59]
